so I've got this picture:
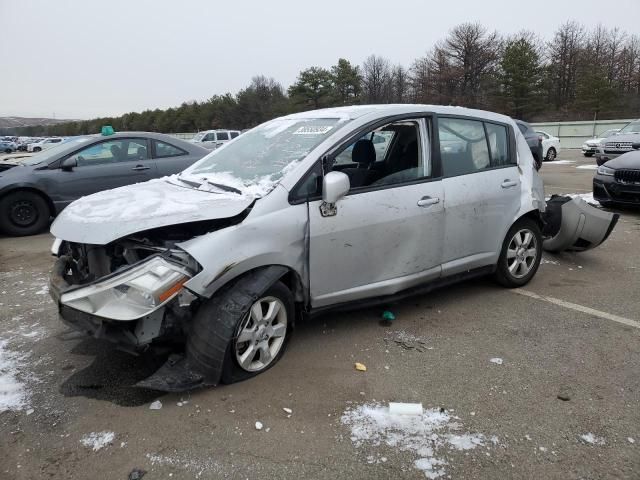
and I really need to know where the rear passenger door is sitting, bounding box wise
[438,116,520,275]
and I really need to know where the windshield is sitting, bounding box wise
[185,117,346,196]
[21,137,93,165]
[619,121,640,134]
[192,132,206,142]
[599,129,618,138]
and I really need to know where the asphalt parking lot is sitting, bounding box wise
[1,149,639,479]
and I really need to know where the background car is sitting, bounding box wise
[0,140,17,153]
[190,129,241,150]
[582,128,619,157]
[593,143,640,206]
[535,130,561,161]
[0,131,209,236]
[596,119,640,165]
[27,137,65,152]
[515,120,543,169]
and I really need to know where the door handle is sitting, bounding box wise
[501,179,518,188]
[132,165,151,171]
[417,196,440,207]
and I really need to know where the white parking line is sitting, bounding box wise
[512,289,640,330]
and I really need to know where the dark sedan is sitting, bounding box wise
[593,143,640,206]
[0,132,209,236]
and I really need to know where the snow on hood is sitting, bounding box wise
[50,177,254,245]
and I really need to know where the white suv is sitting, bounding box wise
[27,137,65,152]
[190,129,240,150]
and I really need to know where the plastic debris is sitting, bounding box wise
[380,310,396,326]
[255,421,263,430]
[127,468,146,480]
[149,400,162,410]
[355,362,367,372]
[389,402,423,416]
[283,408,292,414]
[489,357,503,365]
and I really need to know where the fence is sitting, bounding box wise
[530,119,634,149]
[169,119,636,149]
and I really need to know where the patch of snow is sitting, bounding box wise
[579,433,605,445]
[544,160,576,165]
[283,407,292,414]
[541,257,559,265]
[489,357,503,365]
[34,285,48,295]
[255,421,263,430]
[146,453,222,476]
[80,431,115,451]
[149,400,162,410]
[0,339,29,412]
[576,164,598,170]
[341,403,493,479]
[628,437,635,444]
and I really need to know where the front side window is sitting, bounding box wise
[69,139,149,167]
[154,140,186,158]
[438,117,491,177]
[186,117,345,196]
[202,133,216,142]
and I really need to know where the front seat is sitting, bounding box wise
[341,139,377,188]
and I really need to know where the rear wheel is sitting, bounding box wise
[494,218,542,288]
[0,191,51,236]
[545,147,556,161]
[583,153,593,157]
[33,147,41,152]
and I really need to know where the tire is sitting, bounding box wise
[545,147,556,162]
[33,147,41,152]
[3,148,11,154]
[584,153,593,157]
[0,190,51,236]
[221,281,293,383]
[494,218,542,288]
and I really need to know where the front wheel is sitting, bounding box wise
[0,191,51,236]
[33,147,41,152]
[583,153,593,157]
[494,218,542,288]
[545,147,556,161]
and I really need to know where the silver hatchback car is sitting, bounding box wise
[49,105,581,391]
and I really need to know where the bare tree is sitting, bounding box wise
[361,55,393,103]
[408,55,431,103]
[547,21,586,110]
[391,65,409,103]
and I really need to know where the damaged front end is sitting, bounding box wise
[50,232,202,356]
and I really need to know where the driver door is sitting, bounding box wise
[307,116,445,308]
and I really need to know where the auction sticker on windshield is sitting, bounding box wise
[293,125,333,135]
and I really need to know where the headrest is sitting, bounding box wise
[352,139,376,165]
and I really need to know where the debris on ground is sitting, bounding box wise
[282,407,292,414]
[80,431,115,451]
[388,402,423,416]
[149,400,162,410]
[557,386,572,401]
[354,362,367,372]
[127,468,146,480]
[255,421,263,430]
[628,437,635,444]
[384,330,429,352]
[489,357,503,365]
[379,310,396,326]
[579,433,605,445]
[342,402,495,479]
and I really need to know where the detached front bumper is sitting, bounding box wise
[50,255,194,349]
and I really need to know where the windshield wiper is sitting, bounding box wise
[176,173,243,195]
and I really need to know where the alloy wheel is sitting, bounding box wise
[506,229,539,279]
[234,296,288,372]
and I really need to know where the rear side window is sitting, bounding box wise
[230,131,240,138]
[485,123,511,166]
[438,117,490,177]
[154,140,187,158]
[217,132,229,141]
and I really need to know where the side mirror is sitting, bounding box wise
[632,142,640,150]
[322,171,350,205]
[61,157,77,171]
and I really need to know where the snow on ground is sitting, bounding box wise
[0,339,29,412]
[146,452,222,477]
[576,164,598,170]
[489,357,504,365]
[80,431,116,451]
[544,160,576,165]
[341,403,496,479]
[546,193,600,207]
[579,433,605,445]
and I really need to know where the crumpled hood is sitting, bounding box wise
[51,178,254,245]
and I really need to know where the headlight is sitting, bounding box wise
[597,165,615,176]
[60,256,191,321]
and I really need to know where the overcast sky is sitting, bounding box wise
[2,0,639,119]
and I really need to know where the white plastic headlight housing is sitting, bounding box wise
[597,165,615,176]
[60,256,190,321]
